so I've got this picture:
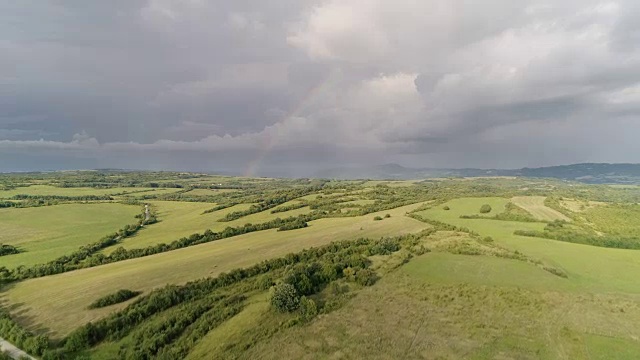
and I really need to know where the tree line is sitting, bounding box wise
[40,235,416,359]
[88,289,142,309]
[0,213,316,282]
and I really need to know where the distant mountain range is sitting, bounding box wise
[313,163,640,184]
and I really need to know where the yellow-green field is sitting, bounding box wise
[0,203,140,269]
[511,196,570,221]
[104,201,312,252]
[182,188,239,196]
[0,185,179,198]
[1,202,429,338]
[3,173,640,359]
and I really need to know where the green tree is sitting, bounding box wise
[479,204,492,214]
[271,283,300,312]
[299,296,318,321]
[355,268,378,286]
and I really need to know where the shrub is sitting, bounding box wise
[479,204,492,214]
[343,267,356,281]
[299,296,318,321]
[384,214,391,218]
[0,244,20,256]
[355,268,378,286]
[443,206,450,210]
[543,266,568,278]
[88,289,141,309]
[373,216,383,221]
[277,218,308,231]
[271,283,300,312]
[259,275,274,290]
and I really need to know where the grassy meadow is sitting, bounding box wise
[0,203,140,269]
[0,185,180,198]
[240,252,640,359]
[2,203,429,338]
[104,201,313,252]
[2,171,640,359]
[415,197,640,294]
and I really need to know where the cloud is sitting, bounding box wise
[2,0,640,173]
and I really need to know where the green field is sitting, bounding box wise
[0,185,179,198]
[3,172,640,359]
[415,197,640,294]
[0,203,140,269]
[181,188,239,196]
[104,201,312,252]
[2,202,429,338]
[240,252,640,359]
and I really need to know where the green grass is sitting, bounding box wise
[512,196,570,221]
[415,197,640,294]
[584,334,640,360]
[581,204,640,238]
[102,201,249,252]
[239,252,640,360]
[104,201,312,252]
[0,185,175,198]
[402,252,573,291]
[181,188,239,196]
[185,293,271,359]
[1,202,429,338]
[341,199,376,206]
[0,203,140,269]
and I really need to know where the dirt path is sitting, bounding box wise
[0,337,36,359]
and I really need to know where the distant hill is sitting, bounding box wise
[314,163,640,184]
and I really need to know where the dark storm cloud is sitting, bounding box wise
[2,0,640,173]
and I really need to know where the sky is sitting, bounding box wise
[1,0,640,176]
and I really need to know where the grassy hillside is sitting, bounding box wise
[0,203,140,269]
[103,201,313,252]
[2,171,640,359]
[2,203,429,338]
[0,185,180,198]
[415,198,640,294]
[240,252,640,359]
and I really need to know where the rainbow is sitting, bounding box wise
[243,69,338,177]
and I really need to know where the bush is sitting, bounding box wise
[259,275,274,290]
[0,244,20,256]
[443,206,450,210]
[479,204,492,214]
[277,218,308,231]
[482,236,494,243]
[373,216,383,221]
[299,296,318,321]
[271,283,300,312]
[355,268,378,286]
[343,267,356,281]
[88,289,141,309]
[384,214,391,218]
